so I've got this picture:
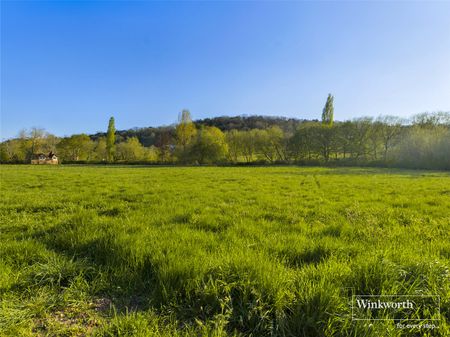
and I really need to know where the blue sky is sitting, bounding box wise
[1,1,449,139]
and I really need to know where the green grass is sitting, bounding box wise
[0,165,449,336]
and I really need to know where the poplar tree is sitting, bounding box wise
[322,94,334,126]
[176,109,197,151]
[106,117,116,162]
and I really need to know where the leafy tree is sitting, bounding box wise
[0,143,10,162]
[289,122,318,161]
[257,127,285,162]
[106,117,116,162]
[145,146,160,162]
[93,137,107,161]
[156,129,174,162]
[190,126,228,164]
[29,127,46,157]
[395,125,450,169]
[311,123,335,162]
[11,130,32,161]
[335,121,354,159]
[322,94,334,126]
[376,116,404,161]
[2,139,28,162]
[267,126,289,161]
[175,109,197,162]
[5,128,58,162]
[367,121,384,160]
[115,137,146,161]
[57,134,93,161]
[41,134,59,154]
[176,110,197,148]
[2,109,449,169]
[349,117,373,159]
[241,130,259,163]
[411,111,450,128]
[225,130,242,162]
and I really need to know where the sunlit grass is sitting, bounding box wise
[0,165,449,336]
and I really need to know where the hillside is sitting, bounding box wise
[91,115,310,147]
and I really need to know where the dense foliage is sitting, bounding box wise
[1,112,449,169]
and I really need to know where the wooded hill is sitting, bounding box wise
[90,115,309,147]
[1,112,449,170]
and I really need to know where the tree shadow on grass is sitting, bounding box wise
[276,245,332,268]
[29,222,160,314]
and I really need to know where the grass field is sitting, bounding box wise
[0,165,449,336]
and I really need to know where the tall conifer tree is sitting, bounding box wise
[106,117,116,162]
[322,94,334,126]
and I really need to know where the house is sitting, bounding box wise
[31,151,59,165]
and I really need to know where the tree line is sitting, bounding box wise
[1,98,449,170]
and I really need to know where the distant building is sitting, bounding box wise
[31,151,59,165]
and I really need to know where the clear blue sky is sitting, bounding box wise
[1,1,449,139]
